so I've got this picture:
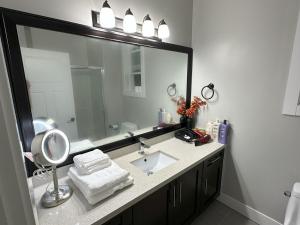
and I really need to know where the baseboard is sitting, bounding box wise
[218,193,283,225]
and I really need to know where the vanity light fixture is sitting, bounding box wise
[100,0,115,29]
[142,14,155,37]
[158,19,170,39]
[123,8,137,33]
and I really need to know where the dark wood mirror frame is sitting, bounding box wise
[0,7,193,176]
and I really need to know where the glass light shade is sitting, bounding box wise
[158,22,170,39]
[100,5,115,28]
[142,18,155,37]
[123,14,136,33]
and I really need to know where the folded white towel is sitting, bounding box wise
[68,161,129,196]
[76,160,112,175]
[73,149,109,168]
[70,139,95,154]
[73,176,134,205]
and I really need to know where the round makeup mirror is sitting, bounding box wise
[32,129,70,166]
[31,128,72,208]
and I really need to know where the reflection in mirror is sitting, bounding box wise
[17,25,188,154]
[43,132,68,162]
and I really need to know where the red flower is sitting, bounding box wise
[176,96,206,118]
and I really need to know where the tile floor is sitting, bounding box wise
[191,201,259,225]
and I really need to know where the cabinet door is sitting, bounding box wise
[169,167,198,225]
[201,151,224,208]
[102,216,121,225]
[282,7,300,116]
[102,208,132,225]
[133,185,168,225]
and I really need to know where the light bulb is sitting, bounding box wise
[100,0,115,29]
[123,8,137,33]
[142,14,154,37]
[158,19,170,39]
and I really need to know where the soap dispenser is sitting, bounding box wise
[218,120,230,144]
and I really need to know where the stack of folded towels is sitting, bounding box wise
[68,149,133,205]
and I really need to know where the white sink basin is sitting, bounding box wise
[131,151,178,175]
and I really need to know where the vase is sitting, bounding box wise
[180,116,194,129]
[186,117,194,129]
[180,116,187,125]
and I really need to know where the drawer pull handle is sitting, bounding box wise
[179,182,182,204]
[205,179,208,195]
[173,185,176,208]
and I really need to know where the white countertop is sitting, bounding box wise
[33,138,225,225]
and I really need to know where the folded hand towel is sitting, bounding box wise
[70,139,95,154]
[68,161,129,196]
[73,149,110,168]
[76,160,112,175]
[72,176,134,205]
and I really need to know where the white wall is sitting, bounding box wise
[0,40,36,225]
[192,0,300,223]
[123,48,188,128]
[0,1,193,225]
[0,0,193,46]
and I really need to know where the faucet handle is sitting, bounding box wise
[138,137,151,149]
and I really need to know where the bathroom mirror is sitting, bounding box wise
[0,8,192,175]
[16,25,188,153]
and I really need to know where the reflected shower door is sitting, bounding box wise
[71,66,106,141]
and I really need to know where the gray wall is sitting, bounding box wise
[192,0,300,222]
[0,196,8,225]
[0,0,193,46]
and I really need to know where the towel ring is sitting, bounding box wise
[201,83,215,100]
[167,83,177,97]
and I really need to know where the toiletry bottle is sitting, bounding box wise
[212,119,221,141]
[158,108,163,125]
[218,120,230,144]
[158,108,167,125]
[206,121,214,137]
[161,109,167,124]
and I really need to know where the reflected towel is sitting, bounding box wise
[68,161,129,196]
[70,139,95,154]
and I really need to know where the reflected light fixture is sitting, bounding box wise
[158,19,170,39]
[100,0,115,29]
[123,8,137,33]
[142,14,154,37]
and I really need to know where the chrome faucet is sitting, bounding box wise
[127,131,134,137]
[138,137,150,155]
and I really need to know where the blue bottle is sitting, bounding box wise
[218,120,230,144]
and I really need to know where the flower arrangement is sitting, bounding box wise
[176,96,206,118]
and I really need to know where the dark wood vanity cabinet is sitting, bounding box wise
[132,185,169,225]
[102,150,224,225]
[102,208,132,225]
[198,151,224,210]
[168,167,198,225]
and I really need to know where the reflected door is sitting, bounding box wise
[21,47,78,140]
